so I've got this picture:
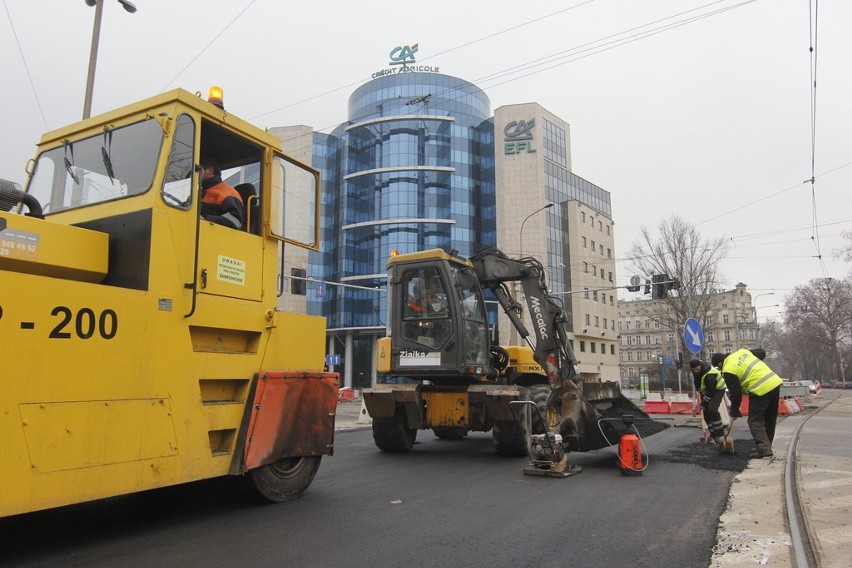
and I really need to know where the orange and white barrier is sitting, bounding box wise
[670,402,694,414]
[356,399,372,424]
[779,398,802,415]
[642,400,671,414]
[642,393,807,416]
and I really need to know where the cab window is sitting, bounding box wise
[161,113,195,209]
[401,268,450,348]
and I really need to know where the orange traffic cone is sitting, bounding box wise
[618,433,644,476]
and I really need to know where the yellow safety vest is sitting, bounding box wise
[721,348,783,396]
[700,367,725,392]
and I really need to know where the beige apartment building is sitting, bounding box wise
[617,283,762,384]
[494,103,619,381]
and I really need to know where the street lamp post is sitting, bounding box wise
[747,292,776,347]
[752,292,775,318]
[754,303,780,348]
[510,202,554,345]
[518,202,554,258]
[83,0,137,119]
[755,304,780,317]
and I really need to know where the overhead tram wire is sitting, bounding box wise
[251,0,753,134]
[160,0,259,92]
[249,0,600,122]
[696,160,852,227]
[290,1,756,138]
[807,0,828,278]
[3,0,49,131]
[258,0,758,158]
[468,0,756,90]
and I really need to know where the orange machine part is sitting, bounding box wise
[244,371,339,470]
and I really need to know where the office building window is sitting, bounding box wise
[291,268,307,295]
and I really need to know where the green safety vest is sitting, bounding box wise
[721,348,783,396]
[700,367,725,393]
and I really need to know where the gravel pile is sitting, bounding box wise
[660,437,755,472]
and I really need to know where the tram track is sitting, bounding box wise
[785,394,838,568]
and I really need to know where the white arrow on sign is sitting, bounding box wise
[685,325,701,347]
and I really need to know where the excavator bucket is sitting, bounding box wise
[557,381,669,452]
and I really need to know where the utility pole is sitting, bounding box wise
[83,0,138,119]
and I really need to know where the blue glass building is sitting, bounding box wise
[307,72,496,387]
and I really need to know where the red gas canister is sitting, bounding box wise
[617,433,644,476]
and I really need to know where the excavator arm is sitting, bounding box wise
[470,247,667,454]
[470,248,576,392]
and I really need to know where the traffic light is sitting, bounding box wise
[652,274,668,299]
[676,353,683,369]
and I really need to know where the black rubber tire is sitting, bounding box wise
[528,384,553,435]
[246,455,321,503]
[373,409,417,452]
[492,420,527,456]
[433,426,467,440]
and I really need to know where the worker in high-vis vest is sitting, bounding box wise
[711,348,783,458]
[689,358,727,448]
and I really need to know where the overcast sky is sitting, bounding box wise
[2,0,850,320]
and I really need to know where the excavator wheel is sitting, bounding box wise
[245,455,322,503]
[372,406,417,452]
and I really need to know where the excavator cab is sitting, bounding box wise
[381,250,491,382]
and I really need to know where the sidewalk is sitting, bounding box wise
[335,398,371,430]
[711,391,852,567]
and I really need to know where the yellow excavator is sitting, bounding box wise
[364,247,666,475]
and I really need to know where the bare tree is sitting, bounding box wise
[626,215,729,352]
[783,278,852,382]
[770,319,823,381]
[835,231,852,263]
[757,319,782,368]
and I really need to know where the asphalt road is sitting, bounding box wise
[1,420,752,568]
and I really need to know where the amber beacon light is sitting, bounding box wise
[208,86,225,109]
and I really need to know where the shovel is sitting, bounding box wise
[721,417,736,454]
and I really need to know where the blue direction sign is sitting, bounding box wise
[683,318,704,354]
[325,354,342,366]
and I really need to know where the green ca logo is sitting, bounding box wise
[390,44,418,66]
[504,119,536,155]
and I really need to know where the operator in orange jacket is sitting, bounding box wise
[199,156,243,230]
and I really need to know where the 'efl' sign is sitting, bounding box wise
[504,119,537,155]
